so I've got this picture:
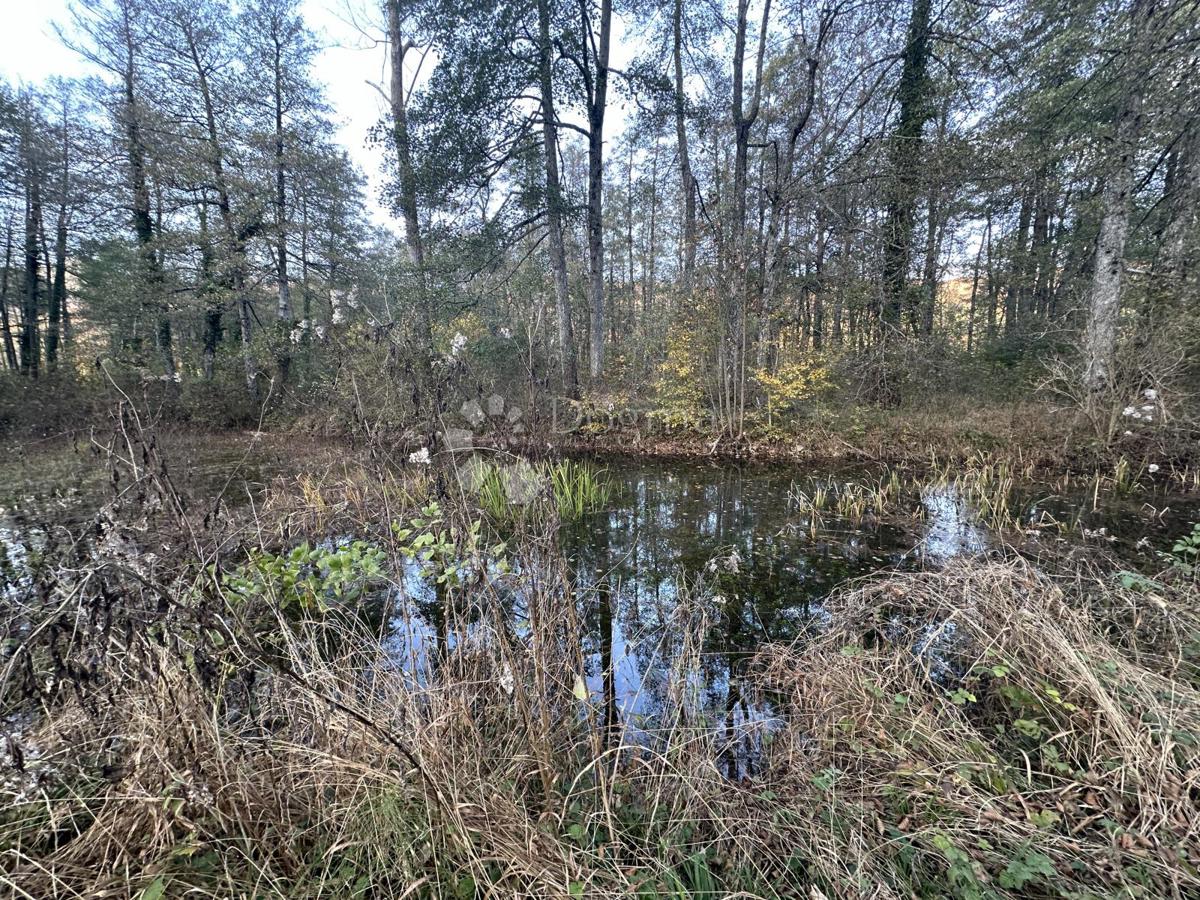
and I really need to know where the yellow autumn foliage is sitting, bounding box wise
[651,326,710,429]
[755,357,831,425]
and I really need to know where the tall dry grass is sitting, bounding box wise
[3,423,1199,897]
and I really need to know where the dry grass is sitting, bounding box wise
[755,559,1200,898]
[3,427,1200,897]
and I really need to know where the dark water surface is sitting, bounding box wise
[382,455,1200,771]
[3,437,1199,769]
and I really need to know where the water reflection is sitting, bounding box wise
[6,443,1200,769]
[918,486,988,560]
[561,461,926,769]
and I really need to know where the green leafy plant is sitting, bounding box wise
[392,502,508,585]
[1166,523,1200,576]
[998,848,1055,889]
[225,541,385,613]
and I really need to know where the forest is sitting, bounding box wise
[2,0,1200,897]
[0,0,1193,448]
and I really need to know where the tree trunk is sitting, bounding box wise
[47,201,66,372]
[387,0,434,362]
[121,13,174,381]
[919,188,944,336]
[536,0,578,397]
[880,0,933,334]
[300,186,312,339]
[0,221,17,370]
[273,34,292,383]
[198,196,222,381]
[626,142,635,354]
[1030,168,1054,318]
[761,42,821,359]
[1160,119,1198,283]
[723,0,770,434]
[966,212,989,354]
[21,156,41,379]
[582,0,613,380]
[812,219,826,350]
[672,0,696,298]
[1082,0,1151,393]
[181,19,259,395]
[644,139,659,367]
[47,101,70,372]
[1006,187,1033,333]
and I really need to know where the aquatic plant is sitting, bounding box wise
[391,501,508,586]
[472,460,512,521]
[830,473,901,522]
[547,459,612,520]
[465,457,612,523]
[6,538,1200,898]
[1166,522,1200,578]
[788,483,828,513]
[6,424,1200,898]
[225,540,385,612]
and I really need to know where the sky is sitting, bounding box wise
[0,1,408,230]
[0,0,640,235]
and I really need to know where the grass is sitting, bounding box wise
[6,541,1199,897]
[547,458,613,520]
[458,456,613,524]
[3,423,1200,897]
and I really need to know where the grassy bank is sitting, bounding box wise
[553,395,1200,483]
[3,432,1200,898]
[5,365,1198,485]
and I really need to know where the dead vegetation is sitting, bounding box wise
[2,419,1200,898]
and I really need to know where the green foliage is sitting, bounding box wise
[391,501,508,585]
[997,849,1055,890]
[547,459,612,520]
[1167,523,1200,576]
[466,459,612,523]
[473,463,512,522]
[930,832,988,900]
[1117,570,1165,592]
[225,541,385,613]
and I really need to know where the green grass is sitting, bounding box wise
[547,458,613,520]
[464,457,613,523]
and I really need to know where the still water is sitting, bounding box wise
[2,439,1197,771]
[382,456,1198,773]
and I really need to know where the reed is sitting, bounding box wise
[547,458,613,520]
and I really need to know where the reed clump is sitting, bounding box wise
[756,558,1200,897]
[457,455,613,524]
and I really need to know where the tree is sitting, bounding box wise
[385,0,435,364]
[537,0,580,396]
[719,0,770,434]
[240,0,320,384]
[879,0,933,336]
[1081,0,1153,394]
[18,92,43,378]
[66,0,177,380]
[576,0,614,380]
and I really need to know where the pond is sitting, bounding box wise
[383,454,1200,775]
[3,436,1198,774]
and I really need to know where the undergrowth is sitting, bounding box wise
[2,417,1200,898]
